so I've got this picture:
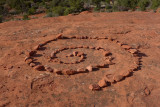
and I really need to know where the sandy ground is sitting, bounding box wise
[0,11,160,107]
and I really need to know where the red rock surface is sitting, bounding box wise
[0,11,160,106]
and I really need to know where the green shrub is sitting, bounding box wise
[52,6,65,16]
[151,0,160,9]
[23,14,30,20]
[0,15,2,23]
[116,0,139,10]
[138,0,150,11]
[28,7,36,15]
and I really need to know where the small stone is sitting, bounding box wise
[134,60,140,65]
[95,47,102,50]
[89,46,95,49]
[98,79,107,88]
[50,51,56,58]
[66,53,74,57]
[117,42,122,46]
[56,34,63,39]
[24,56,31,62]
[103,51,110,56]
[129,49,138,54]
[104,74,115,83]
[108,37,113,41]
[28,51,36,56]
[33,45,41,50]
[25,59,33,64]
[80,55,84,59]
[113,75,124,82]
[45,66,53,72]
[120,70,131,77]
[34,65,45,71]
[69,46,77,49]
[77,68,86,73]
[89,84,101,91]
[121,45,131,50]
[144,88,150,96]
[30,63,36,67]
[54,69,62,75]
[62,69,76,75]
[73,51,78,56]
[86,65,93,71]
[77,52,84,57]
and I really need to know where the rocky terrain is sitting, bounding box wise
[0,11,160,107]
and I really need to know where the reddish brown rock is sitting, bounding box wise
[95,47,101,50]
[77,68,86,73]
[25,59,33,64]
[73,51,78,56]
[103,51,110,56]
[98,79,107,88]
[89,46,95,49]
[62,69,76,75]
[108,37,113,41]
[117,42,122,46]
[129,49,138,54]
[50,51,56,58]
[56,34,63,39]
[77,46,83,48]
[121,45,131,50]
[113,75,124,82]
[27,51,36,56]
[54,69,62,75]
[120,70,131,77]
[24,56,31,62]
[29,63,36,67]
[66,53,74,57]
[45,66,53,72]
[89,84,101,91]
[86,65,93,71]
[34,65,45,71]
[33,45,41,50]
[77,52,84,57]
[104,74,115,83]
[144,88,150,96]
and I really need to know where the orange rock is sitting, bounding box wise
[73,51,78,56]
[56,34,63,39]
[121,45,131,50]
[98,79,107,87]
[54,69,62,75]
[103,51,110,56]
[104,74,115,83]
[77,52,84,57]
[29,63,36,67]
[77,68,86,73]
[45,66,53,72]
[86,65,93,71]
[25,59,33,64]
[33,44,41,50]
[62,69,76,75]
[129,49,138,54]
[50,51,56,58]
[89,84,101,91]
[89,46,95,49]
[120,70,131,77]
[113,75,124,82]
